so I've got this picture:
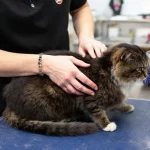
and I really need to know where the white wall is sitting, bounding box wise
[88,0,150,16]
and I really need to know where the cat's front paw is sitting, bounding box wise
[118,104,135,113]
[127,105,135,112]
[103,122,117,132]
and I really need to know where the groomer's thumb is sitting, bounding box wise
[70,57,90,68]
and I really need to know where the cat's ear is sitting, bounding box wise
[140,46,150,52]
[120,51,132,61]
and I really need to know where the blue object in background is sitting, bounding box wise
[0,99,150,150]
[143,68,150,86]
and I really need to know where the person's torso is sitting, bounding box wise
[0,0,71,54]
[0,0,73,87]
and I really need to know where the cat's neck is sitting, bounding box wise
[98,50,113,72]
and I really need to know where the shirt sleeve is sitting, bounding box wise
[70,0,87,11]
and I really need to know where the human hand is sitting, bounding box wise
[42,55,98,95]
[79,37,107,58]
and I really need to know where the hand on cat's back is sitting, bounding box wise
[78,37,107,58]
[42,54,98,96]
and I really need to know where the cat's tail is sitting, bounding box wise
[3,109,99,136]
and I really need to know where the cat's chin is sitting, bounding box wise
[118,79,136,87]
[114,77,129,84]
[119,76,146,83]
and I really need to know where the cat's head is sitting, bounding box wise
[111,43,150,82]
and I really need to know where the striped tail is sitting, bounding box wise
[3,109,99,136]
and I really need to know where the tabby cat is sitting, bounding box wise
[2,43,150,136]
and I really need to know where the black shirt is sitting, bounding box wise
[0,0,86,114]
[0,0,86,53]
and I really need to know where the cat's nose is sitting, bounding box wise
[144,74,147,78]
[143,71,148,78]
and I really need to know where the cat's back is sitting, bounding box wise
[3,75,59,105]
[3,50,98,107]
[44,50,92,64]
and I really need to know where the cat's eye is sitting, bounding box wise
[136,68,142,72]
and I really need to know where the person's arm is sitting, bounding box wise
[0,50,38,76]
[71,2,94,43]
[0,50,97,95]
[70,2,107,58]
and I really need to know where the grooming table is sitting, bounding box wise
[0,99,150,150]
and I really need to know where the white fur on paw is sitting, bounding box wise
[128,105,135,112]
[103,122,117,132]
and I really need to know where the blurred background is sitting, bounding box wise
[68,0,150,100]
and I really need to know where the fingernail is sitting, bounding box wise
[95,87,98,90]
[91,92,95,96]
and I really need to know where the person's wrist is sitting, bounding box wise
[42,55,54,75]
[42,54,49,75]
[79,33,94,44]
[38,53,44,76]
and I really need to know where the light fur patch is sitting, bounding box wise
[103,122,117,132]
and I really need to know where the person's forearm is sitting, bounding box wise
[71,2,94,41]
[0,50,39,77]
